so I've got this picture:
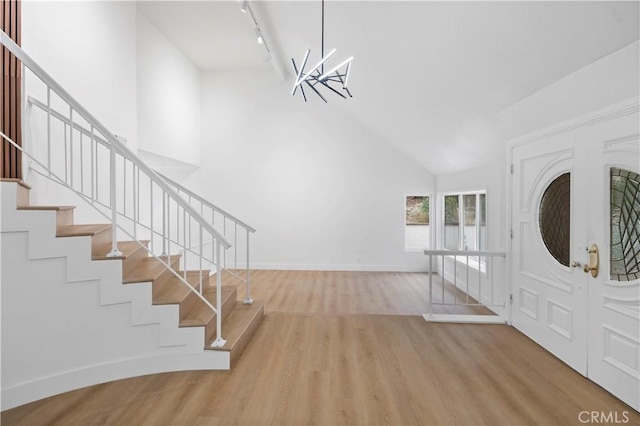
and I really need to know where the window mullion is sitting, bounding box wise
[459,194,464,250]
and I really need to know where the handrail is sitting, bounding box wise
[160,174,256,233]
[0,30,230,250]
[1,29,231,347]
[27,95,256,304]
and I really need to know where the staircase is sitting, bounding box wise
[0,29,265,410]
[1,178,264,409]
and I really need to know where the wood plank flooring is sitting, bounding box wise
[2,270,637,425]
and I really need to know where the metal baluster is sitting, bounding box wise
[453,255,457,305]
[69,107,73,187]
[441,254,445,304]
[478,255,482,305]
[199,224,203,294]
[47,87,51,175]
[167,196,171,266]
[466,255,470,304]
[64,123,68,183]
[223,217,227,268]
[133,164,137,239]
[244,230,253,304]
[79,133,84,194]
[234,223,238,270]
[150,181,154,253]
[176,201,180,258]
[211,240,226,348]
[123,157,127,216]
[106,142,122,257]
[490,256,494,305]
[90,125,95,203]
[428,254,433,314]
[183,208,187,280]
[162,192,167,256]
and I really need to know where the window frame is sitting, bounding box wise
[403,193,432,252]
[439,189,488,272]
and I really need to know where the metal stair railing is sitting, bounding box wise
[1,30,232,348]
[26,95,257,305]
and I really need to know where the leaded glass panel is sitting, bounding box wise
[539,173,571,267]
[610,168,640,281]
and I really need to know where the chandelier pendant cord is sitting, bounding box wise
[321,0,324,74]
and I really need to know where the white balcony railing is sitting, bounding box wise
[423,249,507,324]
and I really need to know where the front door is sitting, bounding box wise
[511,103,639,411]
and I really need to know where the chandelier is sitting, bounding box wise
[291,0,353,102]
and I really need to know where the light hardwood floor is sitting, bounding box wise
[2,270,637,425]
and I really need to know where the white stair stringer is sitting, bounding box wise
[0,182,230,410]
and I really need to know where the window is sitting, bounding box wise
[405,195,430,250]
[442,191,486,251]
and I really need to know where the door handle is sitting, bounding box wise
[582,243,599,278]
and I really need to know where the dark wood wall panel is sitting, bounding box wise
[1,0,22,179]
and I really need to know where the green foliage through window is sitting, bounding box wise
[405,196,429,225]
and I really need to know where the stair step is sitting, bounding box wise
[92,240,148,260]
[18,205,76,227]
[179,285,237,328]
[3,179,31,206]
[56,224,112,256]
[206,301,265,366]
[93,240,150,278]
[122,255,181,284]
[56,223,111,237]
[1,178,31,189]
[153,270,209,305]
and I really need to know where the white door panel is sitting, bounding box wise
[584,114,639,411]
[511,134,588,374]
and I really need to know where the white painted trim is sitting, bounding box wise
[422,314,507,324]
[250,263,429,273]
[507,97,639,149]
[1,351,229,411]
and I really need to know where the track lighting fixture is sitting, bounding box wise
[240,0,270,54]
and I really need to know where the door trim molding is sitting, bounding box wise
[508,97,640,149]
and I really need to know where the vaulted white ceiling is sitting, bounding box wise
[138,1,639,174]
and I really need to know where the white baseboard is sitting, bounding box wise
[422,314,507,324]
[1,351,229,411]
[250,263,430,273]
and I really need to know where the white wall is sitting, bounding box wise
[499,41,640,142]
[22,1,137,151]
[183,70,435,272]
[21,1,138,225]
[136,12,201,166]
